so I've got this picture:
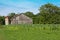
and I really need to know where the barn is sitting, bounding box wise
[10,14,33,24]
[5,14,33,25]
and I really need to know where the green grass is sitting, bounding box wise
[0,24,60,40]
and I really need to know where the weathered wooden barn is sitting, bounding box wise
[10,14,33,24]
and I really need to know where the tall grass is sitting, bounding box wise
[3,24,60,31]
[0,24,60,40]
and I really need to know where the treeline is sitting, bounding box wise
[0,16,5,25]
[0,3,60,25]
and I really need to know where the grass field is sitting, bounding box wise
[0,24,60,40]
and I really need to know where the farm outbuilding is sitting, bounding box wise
[5,14,33,25]
[10,14,33,24]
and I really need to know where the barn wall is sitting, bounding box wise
[11,14,33,24]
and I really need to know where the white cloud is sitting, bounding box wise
[0,5,39,16]
[0,0,39,16]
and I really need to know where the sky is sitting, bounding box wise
[0,0,60,16]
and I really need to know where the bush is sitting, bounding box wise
[0,25,4,29]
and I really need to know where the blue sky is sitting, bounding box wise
[0,0,60,16]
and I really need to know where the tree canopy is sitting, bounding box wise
[38,3,60,24]
[0,16,5,25]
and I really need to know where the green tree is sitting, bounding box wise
[0,16,5,25]
[8,13,16,24]
[38,3,60,24]
[8,13,16,18]
[24,12,34,18]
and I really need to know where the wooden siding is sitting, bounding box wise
[11,14,33,24]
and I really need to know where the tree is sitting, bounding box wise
[38,3,60,24]
[0,16,5,25]
[24,12,34,18]
[8,13,16,24]
[8,13,16,18]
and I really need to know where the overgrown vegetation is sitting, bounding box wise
[0,16,5,25]
[0,24,60,40]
